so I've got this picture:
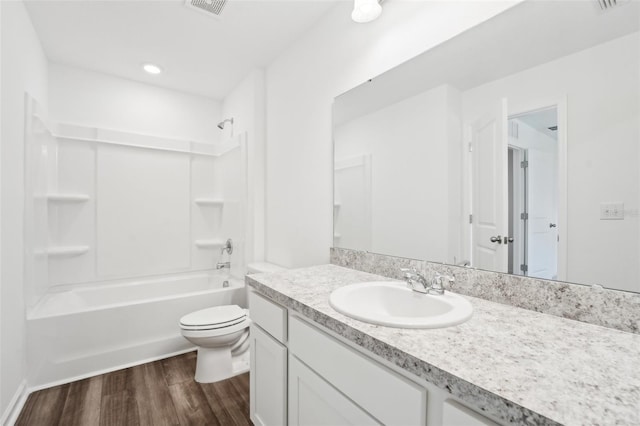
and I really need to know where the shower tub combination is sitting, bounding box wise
[27,271,246,389]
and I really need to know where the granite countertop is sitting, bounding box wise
[246,264,640,426]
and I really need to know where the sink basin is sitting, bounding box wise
[329,281,473,329]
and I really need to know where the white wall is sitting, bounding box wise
[265,0,521,268]
[49,63,222,143]
[222,70,266,265]
[334,84,461,262]
[0,1,49,420]
[462,32,639,292]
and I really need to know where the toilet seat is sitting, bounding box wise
[180,305,249,333]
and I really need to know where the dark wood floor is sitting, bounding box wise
[16,351,252,426]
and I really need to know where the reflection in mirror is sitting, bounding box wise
[332,0,639,293]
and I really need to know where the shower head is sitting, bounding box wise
[217,118,234,130]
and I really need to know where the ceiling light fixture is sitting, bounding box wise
[352,0,382,23]
[143,63,163,75]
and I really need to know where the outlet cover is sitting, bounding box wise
[600,202,624,220]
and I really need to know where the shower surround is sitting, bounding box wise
[23,96,250,388]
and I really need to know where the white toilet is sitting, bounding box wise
[179,262,285,383]
[180,304,251,383]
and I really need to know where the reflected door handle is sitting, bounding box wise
[504,236,514,244]
[489,235,502,244]
[549,223,557,228]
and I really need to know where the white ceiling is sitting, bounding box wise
[334,0,640,126]
[25,0,339,100]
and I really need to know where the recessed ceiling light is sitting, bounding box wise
[352,0,382,23]
[143,63,163,75]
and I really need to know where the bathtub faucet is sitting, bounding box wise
[221,238,233,255]
[216,262,231,270]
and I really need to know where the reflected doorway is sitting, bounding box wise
[507,107,559,279]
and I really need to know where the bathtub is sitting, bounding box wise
[27,271,246,389]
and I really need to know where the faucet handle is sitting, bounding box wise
[220,238,233,255]
[429,274,446,295]
[400,267,418,279]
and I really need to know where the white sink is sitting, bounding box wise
[329,281,473,329]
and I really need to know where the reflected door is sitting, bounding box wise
[471,99,508,272]
[527,148,558,279]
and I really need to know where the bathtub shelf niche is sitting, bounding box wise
[46,193,90,203]
[194,198,224,207]
[194,239,225,249]
[44,246,90,257]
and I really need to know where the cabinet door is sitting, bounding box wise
[289,355,379,426]
[250,324,287,426]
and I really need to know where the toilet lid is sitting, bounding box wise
[180,305,246,329]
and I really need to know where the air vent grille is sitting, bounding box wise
[595,0,629,10]
[185,0,227,18]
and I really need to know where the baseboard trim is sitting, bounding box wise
[1,380,29,426]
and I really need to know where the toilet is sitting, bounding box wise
[179,262,285,383]
[180,305,251,383]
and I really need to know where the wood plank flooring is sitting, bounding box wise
[15,351,252,426]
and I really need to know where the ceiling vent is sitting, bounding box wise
[595,0,630,11]
[184,0,227,18]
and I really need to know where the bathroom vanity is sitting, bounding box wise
[247,265,640,426]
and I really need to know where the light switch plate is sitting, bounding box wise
[600,202,624,220]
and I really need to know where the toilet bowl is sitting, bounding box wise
[179,305,251,383]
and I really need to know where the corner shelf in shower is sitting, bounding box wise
[194,198,224,207]
[194,239,225,249]
[44,246,90,257]
[46,193,90,203]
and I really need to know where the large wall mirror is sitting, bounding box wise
[332,0,639,293]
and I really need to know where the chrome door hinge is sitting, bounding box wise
[520,264,528,272]
[469,214,473,224]
[520,212,529,220]
[520,160,528,168]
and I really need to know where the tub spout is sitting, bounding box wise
[216,262,230,270]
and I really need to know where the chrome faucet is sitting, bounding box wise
[216,238,233,270]
[400,268,431,294]
[400,268,454,295]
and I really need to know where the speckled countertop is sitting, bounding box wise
[246,264,640,426]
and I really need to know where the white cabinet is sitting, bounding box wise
[443,400,499,426]
[249,289,502,426]
[248,290,287,343]
[288,315,427,426]
[289,355,379,426]
[250,323,287,426]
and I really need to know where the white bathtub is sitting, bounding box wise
[27,271,246,389]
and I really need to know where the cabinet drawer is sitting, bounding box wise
[289,315,427,426]
[249,290,287,343]
[443,400,499,426]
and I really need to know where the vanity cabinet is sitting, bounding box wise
[249,288,500,426]
[288,315,427,425]
[249,291,287,426]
